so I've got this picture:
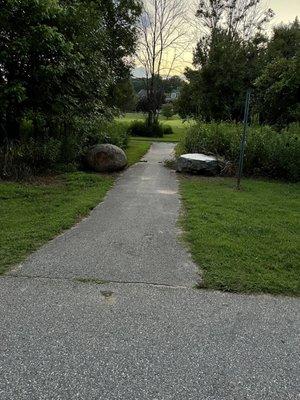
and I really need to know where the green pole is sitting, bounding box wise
[237,89,251,190]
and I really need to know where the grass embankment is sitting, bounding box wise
[0,139,150,275]
[180,176,300,296]
[117,112,191,142]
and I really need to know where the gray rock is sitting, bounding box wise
[177,153,224,175]
[87,144,127,172]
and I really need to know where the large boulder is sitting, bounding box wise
[176,153,224,175]
[87,144,127,172]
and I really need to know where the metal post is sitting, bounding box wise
[237,89,251,190]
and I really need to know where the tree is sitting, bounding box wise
[162,76,184,94]
[178,29,267,121]
[0,0,141,143]
[266,18,300,61]
[131,78,147,94]
[135,75,165,112]
[110,77,137,113]
[0,0,69,141]
[137,0,188,125]
[161,103,174,119]
[175,71,201,119]
[255,20,300,126]
[176,0,272,121]
[196,0,273,40]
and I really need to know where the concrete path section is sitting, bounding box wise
[10,143,198,286]
[1,143,299,399]
[0,278,299,400]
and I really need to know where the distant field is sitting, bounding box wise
[117,112,192,142]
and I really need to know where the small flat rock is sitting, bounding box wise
[177,153,224,175]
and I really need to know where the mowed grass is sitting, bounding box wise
[0,139,150,275]
[0,172,114,275]
[126,138,151,165]
[117,112,191,142]
[180,176,300,295]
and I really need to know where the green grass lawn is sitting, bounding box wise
[0,172,114,275]
[0,139,150,275]
[117,112,191,142]
[180,176,300,296]
[126,138,151,165]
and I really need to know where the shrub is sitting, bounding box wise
[127,120,173,137]
[0,138,62,180]
[0,119,130,180]
[163,125,173,135]
[161,103,174,119]
[179,122,300,181]
[101,121,129,149]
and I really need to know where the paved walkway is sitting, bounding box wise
[0,143,299,399]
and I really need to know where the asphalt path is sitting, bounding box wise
[1,143,299,399]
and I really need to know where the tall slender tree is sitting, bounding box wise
[137,0,188,125]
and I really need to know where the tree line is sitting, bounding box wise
[176,1,299,128]
[1,0,299,146]
[0,0,141,144]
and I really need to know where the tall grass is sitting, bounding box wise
[0,120,129,180]
[178,122,300,181]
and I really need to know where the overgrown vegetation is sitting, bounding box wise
[180,176,300,295]
[177,3,299,128]
[0,0,141,178]
[0,121,130,180]
[127,120,173,138]
[178,122,300,182]
[117,113,190,142]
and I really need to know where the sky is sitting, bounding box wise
[133,0,300,78]
[269,0,299,26]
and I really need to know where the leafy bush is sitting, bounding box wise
[163,125,173,135]
[0,120,130,180]
[127,120,173,137]
[0,138,62,180]
[161,103,174,119]
[101,121,129,149]
[178,122,300,181]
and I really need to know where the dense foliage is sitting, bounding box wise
[0,120,130,179]
[254,20,300,127]
[0,0,141,148]
[132,76,183,96]
[127,120,173,138]
[110,76,137,113]
[161,104,175,119]
[178,31,266,121]
[0,0,141,178]
[178,122,300,181]
[132,76,184,117]
[177,0,299,128]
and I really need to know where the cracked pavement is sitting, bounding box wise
[1,143,299,399]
